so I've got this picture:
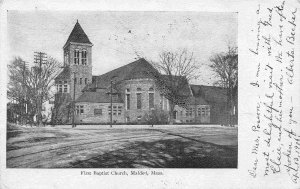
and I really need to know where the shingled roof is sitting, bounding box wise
[64,21,92,48]
[55,67,70,82]
[84,58,159,91]
[190,85,227,103]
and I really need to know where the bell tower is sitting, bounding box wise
[63,20,93,100]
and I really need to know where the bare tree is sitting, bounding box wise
[149,49,200,124]
[209,45,238,126]
[7,57,30,124]
[7,56,61,126]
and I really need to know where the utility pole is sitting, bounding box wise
[21,60,28,125]
[34,52,47,126]
[110,79,113,128]
[72,72,76,128]
[109,76,118,128]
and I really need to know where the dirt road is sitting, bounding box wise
[7,124,237,168]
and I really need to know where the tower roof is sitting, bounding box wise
[64,20,92,48]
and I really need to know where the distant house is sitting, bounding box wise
[52,21,237,125]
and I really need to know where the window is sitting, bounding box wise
[137,116,142,121]
[80,105,84,114]
[58,81,62,93]
[113,106,117,115]
[137,93,142,109]
[205,107,210,116]
[80,78,82,85]
[149,87,154,109]
[82,50,87,65]
[63,81,68,93]
[126,94,130,110]
[94,109,102,115]
[64,51,69,65]
[108,105,122,116]
[118,106,122,115]
[74,50,80,64]
[74,78,77,84]
[108,106,111,115]
[186,108,193,117]
[137,87,142,91]
[197,108,201,116]
[201,107,205,116]
[149,93,154,109]
[85,78,88,85]
[76,105,84,115]
[126,88,130,92]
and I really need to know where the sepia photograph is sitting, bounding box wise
[6,11,238,168]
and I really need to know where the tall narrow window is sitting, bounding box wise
[126,94,130,110]
[118,106,122,115]
[80,105,84,114]
[58,81,62,93]
[149,93,154,109]
[149,87,154,109]
[64,51,69,65]
[63,81,68,93]
[74,77,77,84]
[80,78,82,85]
[137,93,142,109]
[85,78,88,85]
[74,50,79,64]
[108,106,111,115]
[125,89,130,110]
[113,106,117,115]
[82,50,87,65]
[160,94,164,109]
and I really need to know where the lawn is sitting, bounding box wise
[6,123,238,168]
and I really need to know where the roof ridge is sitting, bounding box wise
[94,58,147,78]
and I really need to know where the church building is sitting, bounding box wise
[52,21,236,125]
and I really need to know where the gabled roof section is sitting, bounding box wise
[84,58,159,91]
[190,84,227,103]
[64,21,92,48]
[76,91,123,103]
[55,67,70,81]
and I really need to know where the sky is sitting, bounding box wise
[8,11,237,85]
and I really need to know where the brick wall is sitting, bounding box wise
[121,79,165,123]
[75,102,124,123]
[68,43,93,100]
[174,105,210,124]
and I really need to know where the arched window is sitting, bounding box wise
[125,89,130,110]
[149,87,154,109]
[136,88,142,109]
